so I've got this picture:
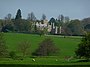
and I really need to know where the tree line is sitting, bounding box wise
[0,9,90,35]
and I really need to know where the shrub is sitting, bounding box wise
[32,38,59,56]
[9,51,16,59]
[0,32,8,58]
[75,33,90,60]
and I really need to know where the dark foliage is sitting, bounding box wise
[15,9,22,20]
[32,38,59,56]
[75,33,90,59]
[1,24,14,32]
[9,51,16,59]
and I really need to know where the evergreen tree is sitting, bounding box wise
[15,9,22,20]
[14,9,22,32]
[27,12,36,21]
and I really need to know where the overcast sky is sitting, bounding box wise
[0,0,90,20]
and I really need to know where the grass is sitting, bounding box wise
[1,33,87,65]
[4,33,81,57]
[0,57,90,65]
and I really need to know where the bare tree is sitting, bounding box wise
[7,13,12,20]
[27,12,36,21]
[41,14,46,20]
[64,16,70,23]
[18,40,31,57]
[61,14,64,22]
[58,14,61,21]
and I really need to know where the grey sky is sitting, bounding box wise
[0,0,90,20]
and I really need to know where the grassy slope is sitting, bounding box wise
[4,33,81,57]
[0,33,86,65]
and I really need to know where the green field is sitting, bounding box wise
[4,33,81,57]
[1,33,89,65]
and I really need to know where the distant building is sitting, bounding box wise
[35,20,62,34]
[36,20,48,30]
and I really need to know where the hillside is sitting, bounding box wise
[4,33,81,57]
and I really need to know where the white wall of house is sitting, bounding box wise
[35,20,61,34]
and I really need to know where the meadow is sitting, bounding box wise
[1,33,90,66]
[4,33,81,57]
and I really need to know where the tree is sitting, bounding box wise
[27,12,36,21]
[27,12,37,33]
[6,13,12,20]
[82,18,90,32]
[57,15,61,21]
[57,14,64,23]
[1,13,14,32]
[64,16,70,23]
[84,24,90,32]
[67,19,84,35]
[82,17,90,27]
[15,19,31,32]
[0,19,5,31]
[9,51,16,59]
[61,14,64,23]
[75,33,90,60]
[41,14,46,20]
[32,38,59,56]
[15,9,22,20]
[18,40,31,57]
[14,9,23,32]
[41,14,47,24]
[1,24,14,32]
[0,32,8,57]
[43,27,48,35]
